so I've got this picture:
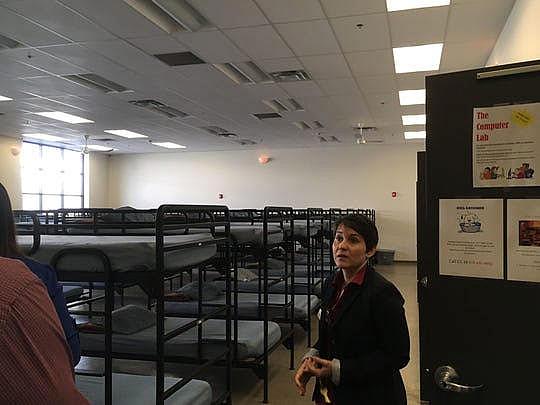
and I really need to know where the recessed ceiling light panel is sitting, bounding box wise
[402,114,426,125]
[404,131,426,139]
[23,133,65,142]
[104,129,148,139]
[398,89,426,106]
[35,111,94,124]
[393,43,443,73]
[0,95,13,101]
[151,141,186,149]
[386,0,450,12]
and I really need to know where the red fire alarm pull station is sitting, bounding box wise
[218,193,224,199]
[391,191,397,198]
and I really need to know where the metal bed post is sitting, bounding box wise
[262,207,269,404]
[155,206,166,405]
[289,209,295,371]
[306,209,312,347]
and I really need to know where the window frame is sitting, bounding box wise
[21,141,85,210]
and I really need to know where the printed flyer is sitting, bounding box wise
[439,199,503,279]
[472,102,539,188]
[507,199,540,283]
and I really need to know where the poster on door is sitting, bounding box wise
[472,101,539,188]
[507,199,540,283]
[439,199,503,279]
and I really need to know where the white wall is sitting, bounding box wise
[0,135,22,209]
[487,0,540,66]
[86,153,111,208]
[108,144,423,261]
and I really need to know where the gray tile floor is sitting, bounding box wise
[229,262,419,405]
[77,262,419,404]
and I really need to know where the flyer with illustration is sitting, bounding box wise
[472,102,539,188]
[439,199,503,279]
[507,199,540,283]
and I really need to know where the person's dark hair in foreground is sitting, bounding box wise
[294,214,410,405]
[0,182,81,365]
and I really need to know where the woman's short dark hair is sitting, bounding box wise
[0,182,19,257]
[335,214,379,252]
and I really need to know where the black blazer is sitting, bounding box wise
[312,267,410,405]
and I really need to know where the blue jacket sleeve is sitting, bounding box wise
[47,270,81,366]
[19,258,81,366]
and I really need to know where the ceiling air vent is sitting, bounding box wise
[313,121,324,129]
[319,136,327,143]
[214,61,272,84]
[123,0,210,33]
[93,138,115,142]
[293,121,311,130]
[236,139,257,146]
[329,136,341,143]
[0,33,23,50]
[63,74,129,93]
[0,34,23,51]
[287,98,304,111]
[154,51,205,66]
[253,112,282,120]
[262,99,289,113]
[201,126,238,138]
[269,70,311,82]
[129,99,189,119]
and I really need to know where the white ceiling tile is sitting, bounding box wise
[225,25,294,59]
[128,36,188,55]
[299,54,351,79]
[3,0,116,42]
[280,81,325,97]
[346,49,395,76]
[0,5,69,46]
[190,0,268,28]
[320,0,387,18]
[38,44,136,84]
[81,40,172,77]
[446,0,515,44]
[255,0,325,23]
[356,74,398,94]
[275,19,340,56]
[330,14,391,52]
[396,72,429,89]
[11,52,84,76]
[256,58,303,73]
[401,104,425,115]
[174,30,248,63]
[58,0,166,38]
[439,40,493,72]
[389,7,449,47]
[317,78,360,96]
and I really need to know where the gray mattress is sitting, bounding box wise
[81,317,281,360]
[76,373,212,405]
[230,223,283,245]
[165,293,320,321]
[214,278,322,296]
[62,285,84,300]
[17,234,217,272]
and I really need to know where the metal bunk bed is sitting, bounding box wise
[15,205,233,405]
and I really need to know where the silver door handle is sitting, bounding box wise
[435,366,484,393]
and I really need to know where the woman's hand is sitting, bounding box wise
[305,356,333,378]
[293,359,312,396]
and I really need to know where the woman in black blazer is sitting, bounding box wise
[294,214,410,405]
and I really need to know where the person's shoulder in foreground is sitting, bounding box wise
[0,257,89,405]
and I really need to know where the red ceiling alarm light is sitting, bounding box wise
[258,155,270,164]
[392,191,398,198]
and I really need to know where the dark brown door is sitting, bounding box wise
[420,60,540,404]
